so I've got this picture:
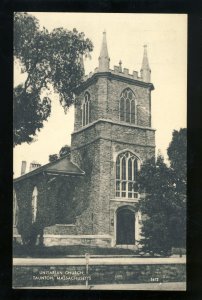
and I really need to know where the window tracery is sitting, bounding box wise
[82,92,90,126]
[115,151,139,198]
[119,88,136,124]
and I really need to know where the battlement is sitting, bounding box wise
[83,32,151,84]
[84,64,143,82]
[110,65,142,81]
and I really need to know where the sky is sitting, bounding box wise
[13,13,187,177]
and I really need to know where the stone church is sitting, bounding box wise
[13,32,155,248]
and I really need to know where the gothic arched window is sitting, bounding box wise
[32,186,38,223]
[119,88,136,124]
[115,151,139,198]
[82,92,91,126]
[13,189,18,226]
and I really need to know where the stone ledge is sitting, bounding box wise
[17,282,186,290]
[72,118,156,135]
[42,235,112,247]
[43,234,112,239]
[55,224,76,227]
[13,256,186,266]
[75,72,154,94]
[72,135,156,151]
[110,198,139,203]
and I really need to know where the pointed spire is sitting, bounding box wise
[98,30,110,72]
[141,45,150,70]
[140,45,151,82]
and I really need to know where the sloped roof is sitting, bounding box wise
[14,155,85,183]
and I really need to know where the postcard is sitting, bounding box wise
[13,12,187,290]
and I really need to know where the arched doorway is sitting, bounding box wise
[116,206,135,245]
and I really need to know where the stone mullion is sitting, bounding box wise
[85,101,87,125]
[88,99,90,123]
[120,156,122,197]
[87,101,88,125]
[84,102,86,126]
[82,103,83,126]
[119,97,120,121]
[132,157,135,198]
[126,155,129,198]
[82,103,84,126]
[129,99,132,123]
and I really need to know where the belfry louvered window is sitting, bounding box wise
[116,151,139,198]
[82,92,90,126]
[120,88,136,124]
[32,186,38,223]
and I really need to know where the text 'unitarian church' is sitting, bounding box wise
[13,31,155,248]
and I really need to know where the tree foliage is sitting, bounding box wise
[49,154,59,163]
[138,155,175,255]
[48,144,71,162]
[14,12,93,146]
[14,84,51,145]
[59,145,71,158]
[138,128,187,255]
[167,128,186,248]
[167,128,186,194]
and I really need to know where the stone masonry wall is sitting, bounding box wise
[71,139,102,235]
[14,174,51,240]
[13,263,186,288]
[71,120,155,236]
[14,173,81,239]
[70,72,155,239]
[72,120,155,150]
[74,74,152,132]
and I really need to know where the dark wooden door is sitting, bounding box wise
[116,208,135,244]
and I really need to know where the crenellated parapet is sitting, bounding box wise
[110,65,143,81]
[82,31,151,84]
[84,65,144,83]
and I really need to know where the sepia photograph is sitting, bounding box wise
[13,12,187,290]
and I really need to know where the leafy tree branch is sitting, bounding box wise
[14,12,93,146]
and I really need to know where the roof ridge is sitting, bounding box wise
[13,155,72,182]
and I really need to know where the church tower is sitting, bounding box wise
[71,32,155,248]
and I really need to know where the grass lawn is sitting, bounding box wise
[13,243,140,258]
[13,240,185,258]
